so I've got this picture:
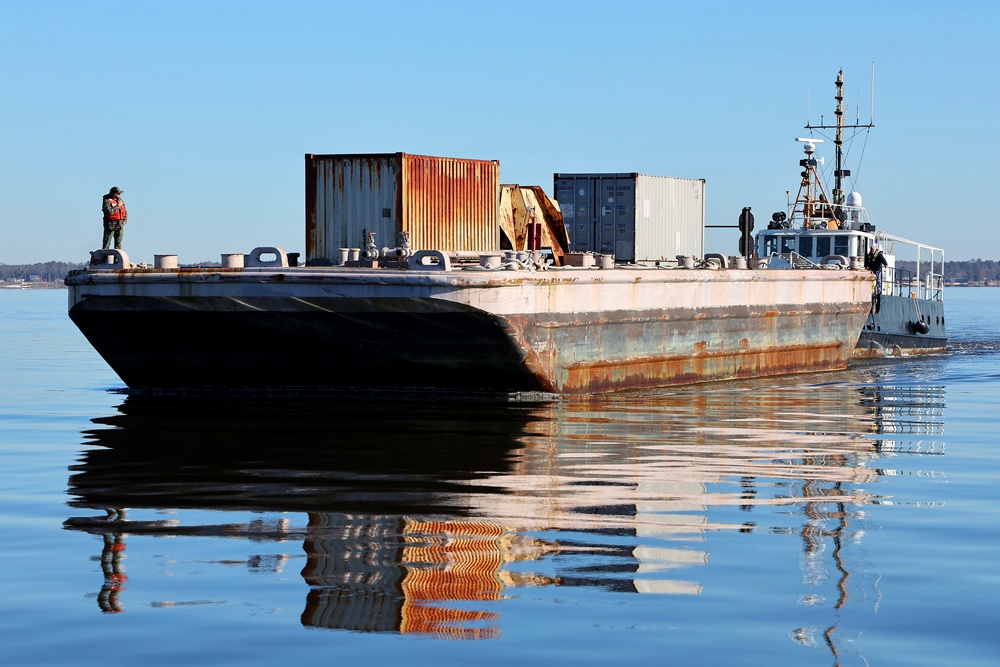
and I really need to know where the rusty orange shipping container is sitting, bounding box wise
[305,152,500,265]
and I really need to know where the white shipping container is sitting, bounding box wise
[553,173,705,262]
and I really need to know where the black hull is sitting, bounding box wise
[70,296,544,392]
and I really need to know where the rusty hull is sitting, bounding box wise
[509,306,858,393]
[67,265,873,393]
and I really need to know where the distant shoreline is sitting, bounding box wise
[0,282,65,290]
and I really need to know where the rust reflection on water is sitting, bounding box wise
[64,378,945,639]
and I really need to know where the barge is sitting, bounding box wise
[67,146,875,394]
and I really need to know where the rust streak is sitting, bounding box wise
[560,342,852,394]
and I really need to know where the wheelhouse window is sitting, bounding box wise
[760,236,791,256]
[834,235,850,256]
[759,236,777,256]
[760,234,804,256]
[798,237,814,257]
[815,236,831,257]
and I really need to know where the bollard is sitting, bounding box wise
[154,254,178,269]
[479,254,502,269]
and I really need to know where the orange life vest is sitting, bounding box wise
[105,198,127,222]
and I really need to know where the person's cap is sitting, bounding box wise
[109,187,123,195]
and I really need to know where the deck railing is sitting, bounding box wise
[882,266,945,302]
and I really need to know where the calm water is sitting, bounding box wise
[1,288,998,666]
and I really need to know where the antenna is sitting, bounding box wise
[855,80,861,125]
[870,62,875,124]
[804,69,874,205]
[806,83,811,125]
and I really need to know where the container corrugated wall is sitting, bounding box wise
[401,154,500,255]
[306,153,500,264]
[553,173,705,262]
[634,174,705,261]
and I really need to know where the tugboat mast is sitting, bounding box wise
[805,69,874,206]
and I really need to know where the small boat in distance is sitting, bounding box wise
[755,69,946,357]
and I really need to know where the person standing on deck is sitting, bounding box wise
[865,243,888,274]
[865,242,889,308]
[102,187,127,250]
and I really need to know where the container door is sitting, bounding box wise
[307,154,401,264]
[554,176,595,253]
[595,175,636,261]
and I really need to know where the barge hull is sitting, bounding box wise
[68,267,872,393]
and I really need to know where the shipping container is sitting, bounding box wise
[306,153,500,265]
[553,173,705,262]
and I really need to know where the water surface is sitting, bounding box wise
[1,288,998,666]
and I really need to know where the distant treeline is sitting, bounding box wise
[897,259,1000,285]
[1,261,86,284]
[2,258,1000,285]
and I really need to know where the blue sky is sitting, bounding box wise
[3,1,996,264]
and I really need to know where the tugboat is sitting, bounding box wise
[756,69,946,357]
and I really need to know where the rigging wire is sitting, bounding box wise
[853,129,871,192]
[842,128,872,193]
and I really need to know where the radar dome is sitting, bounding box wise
[846,192,863,208]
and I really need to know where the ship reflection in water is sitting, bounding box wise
[65,375,945,641]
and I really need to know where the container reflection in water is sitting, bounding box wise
[64,377,945,648]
